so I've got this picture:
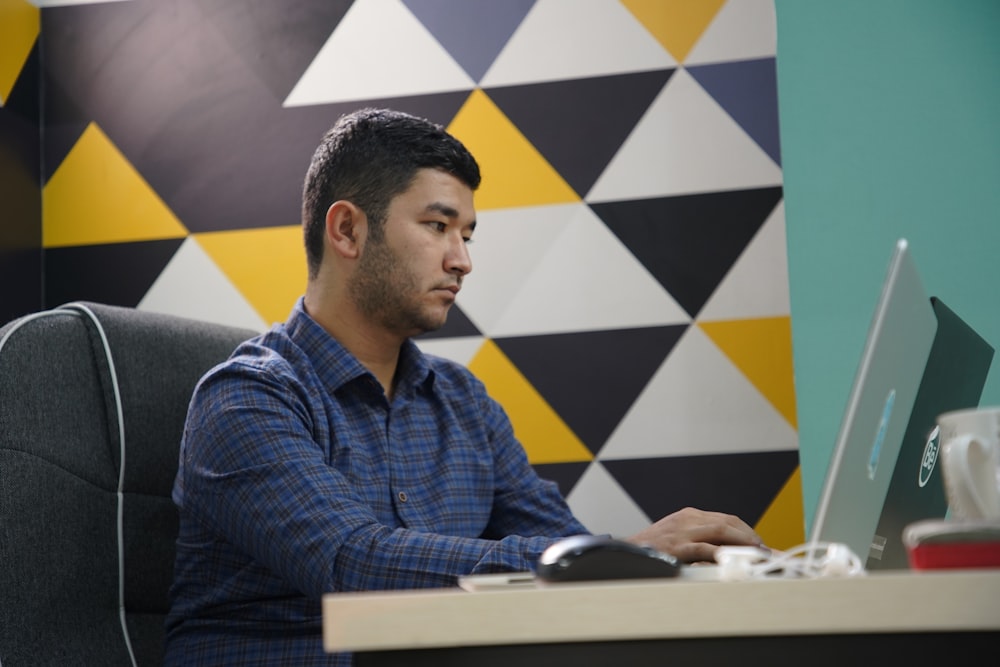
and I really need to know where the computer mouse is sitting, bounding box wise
[535,534,681,583]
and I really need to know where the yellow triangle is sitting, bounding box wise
[621,0,726,63]
[447,89,579,210]
[43,122,188,248]
[0,0,39,106]
[753,466,806,551]
[468,340,593,465]
[194,227,307,325]
[699,316,798,429]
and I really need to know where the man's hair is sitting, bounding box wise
[301,107,481,278]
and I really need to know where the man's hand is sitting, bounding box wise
[625,507,764,564]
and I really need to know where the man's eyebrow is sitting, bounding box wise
[425,202,476,230]
[424,202,459,218]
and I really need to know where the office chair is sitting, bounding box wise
[0,302,257,666]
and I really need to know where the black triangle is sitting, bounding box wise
[485,70,673,197]
[44,239,184,309]
[601,450,800,527]
[4,39,40,127]
[147,92,472,235]
[41,69,88,184]
[532,461,590,500]
[415,303,482,340]
[192,0,354,102]
[0,103,42,324]
[2,37,42,318]
[0,37,42,325]
[495,326,686,456]
[590,187,783,318]
[0,249,42,325]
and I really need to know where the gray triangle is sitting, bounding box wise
[402,0,535,81]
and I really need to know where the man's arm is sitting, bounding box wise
[176,359,580,596]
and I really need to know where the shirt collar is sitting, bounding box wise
[284,297,435,397]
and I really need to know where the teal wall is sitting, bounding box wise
[775,0,1000,530]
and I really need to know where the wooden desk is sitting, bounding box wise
[323,569,1000,665]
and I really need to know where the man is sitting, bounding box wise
[165,108,762,665]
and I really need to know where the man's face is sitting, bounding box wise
[348,168,476,337]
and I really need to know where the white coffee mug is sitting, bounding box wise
[936,406,1000,520]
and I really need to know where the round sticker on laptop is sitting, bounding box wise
[918,425,940,488]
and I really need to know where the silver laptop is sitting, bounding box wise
[810,238,939,561]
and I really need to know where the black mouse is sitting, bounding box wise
[535,535,681,583]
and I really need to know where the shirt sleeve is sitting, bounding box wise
[177,355,588,598]
[472,385,592,568]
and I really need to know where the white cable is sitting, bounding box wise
[716,541,866,580]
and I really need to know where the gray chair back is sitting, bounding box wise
[0,302,256,666]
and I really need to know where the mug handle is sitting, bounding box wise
[942,434,1000,520]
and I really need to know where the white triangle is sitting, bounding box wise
[488,204,690,337]
[456,204,576,337]
[480,0,675,87]
[138,237,268,331]
[601,325,798,459]
[686,0,777,65]
[414,335,485,367]
[699,199,791,320]
[567,461,653,536]
[587,67,783,202]
[283,0,475,107]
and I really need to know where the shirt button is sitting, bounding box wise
[397,491,408,503]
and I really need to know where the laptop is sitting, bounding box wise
[811,239,994,570]
[685,238,993,579]
[866,296,994,569]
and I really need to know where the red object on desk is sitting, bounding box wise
[904,519,1000,570]
[908,541,1000,570]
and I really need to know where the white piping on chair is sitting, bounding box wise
[1,305,138,667]
[0,310,71,357]
[62,303,139,667]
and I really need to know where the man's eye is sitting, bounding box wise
[463,236,474,245]
[428,221,447,232]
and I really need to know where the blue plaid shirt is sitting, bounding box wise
[164,298,588,665]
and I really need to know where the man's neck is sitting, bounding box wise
[304,290,403,400]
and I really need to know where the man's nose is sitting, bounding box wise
[447,235,472,275]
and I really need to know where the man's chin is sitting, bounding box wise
[417,318,447,336]
[407,312,449,339]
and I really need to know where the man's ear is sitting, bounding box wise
[325,200,365,259]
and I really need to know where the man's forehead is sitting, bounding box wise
[394,171,476,219]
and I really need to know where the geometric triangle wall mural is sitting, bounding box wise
[34,0,802,548]
[0,0,39,108]
[699,316,798,429]
[43,123,188,248]
[193,227,307,326]
[621,0,726,64]
[447,89,580,211]
[468,339,594,466]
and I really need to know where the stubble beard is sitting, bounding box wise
[349,235,448,336]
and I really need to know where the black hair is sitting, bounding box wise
[301,108,481,278]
